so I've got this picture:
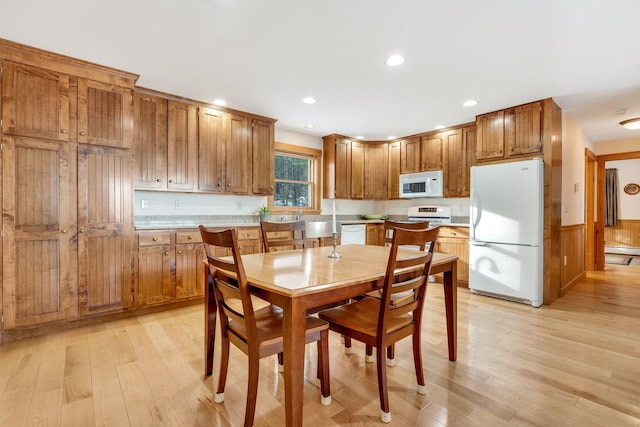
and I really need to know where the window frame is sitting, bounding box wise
[269,142,322,214]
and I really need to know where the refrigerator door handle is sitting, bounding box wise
[469,241,488,246]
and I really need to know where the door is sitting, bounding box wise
[78,145,133,314]
[2,136,75,328]
[469,242,542,307]
[1,61,70,142]
[137,244,172,306]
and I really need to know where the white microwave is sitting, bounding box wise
[399,171,443,198]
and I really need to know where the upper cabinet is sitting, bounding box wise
[167,101,198,191]
[225,113,251,194]
[420,134,443,171]
[251,118,274,195]
[134,92,168,189]
[323,135,366,199]
[1,60,70,141]
[476,100,542,162]
[400,137,421,173]
[364,142,389,199]
[443,125,475,198]
[198,107,226,192]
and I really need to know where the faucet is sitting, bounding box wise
[296,208,302,221]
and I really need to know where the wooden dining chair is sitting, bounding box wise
[352,219,432,362]
[318,226,439,423]
[199,226,331,427]
[260,220,307,252]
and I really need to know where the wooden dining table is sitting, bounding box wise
[204,244,458,427]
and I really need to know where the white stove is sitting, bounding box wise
[407,206,452,225]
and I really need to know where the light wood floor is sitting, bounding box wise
[1,265,639,426]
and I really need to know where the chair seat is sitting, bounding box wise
[318,298,412,338]
[229,304,328,347]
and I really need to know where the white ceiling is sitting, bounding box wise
[2,0,640,143]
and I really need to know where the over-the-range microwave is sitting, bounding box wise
[399,171,443,198]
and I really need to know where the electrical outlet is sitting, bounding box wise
[564,255,567,266]
[236,201,243,211]
[141,199,149,209]
[175,200,182,210]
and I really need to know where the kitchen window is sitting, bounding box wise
[270,142,321,213]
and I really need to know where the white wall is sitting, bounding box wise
[135,191,267,216]
[275,127,323,150]
[561,113,595,225]
[606,159,640,220]
[594,136,640,155]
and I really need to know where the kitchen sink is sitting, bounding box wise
[305,221,339,238]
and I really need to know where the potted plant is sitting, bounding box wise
[258,205,271,221]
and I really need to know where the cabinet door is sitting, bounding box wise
[78,145,133,315]
[364,143,388,199]
[1,61,70,142]
[133,93,168,189]
[420,134,443,171]
[388,141,401,199]
[334,138,352,199]
[476,110,504,161]
[350,141,365,199]
[400,137,421,173]
[366,224,385,246]
[77,79,132,148]
[443,128,475,198]
[175,243,206,299]
[167,101,197,190]
[505,102,542,157]
[198,107,226,192]
[226,114,250,194]
[2,136,74,329]
[138,244,172,305]
[251,119,274,195]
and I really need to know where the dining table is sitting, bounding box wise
[204,244,458,427]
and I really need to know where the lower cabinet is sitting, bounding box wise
[366,223,385,246]
[135,226,261,307]
[434,226,469,286]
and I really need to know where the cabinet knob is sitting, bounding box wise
[217,182,222,187]
[79,131,86,136]
[79,228,85,233]
[168,179,174,183]
[164,251,169,255]
[177,250,183,254]
[61,229,68,233]
[152,237,158,241]
[187,235,193,240]
[156,178,162,182]
[60,129,67,134]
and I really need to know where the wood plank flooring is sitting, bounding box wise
[1,264,639,426]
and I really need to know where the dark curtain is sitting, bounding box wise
[605,168,619,226]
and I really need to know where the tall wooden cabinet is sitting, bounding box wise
[364,142,389,199]
[251,118,274,195]
[198,107,226,192]
[443,125,476,198]
[167,101,198,191]
[133,93,168,189]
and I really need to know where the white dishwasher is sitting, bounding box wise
[340,224,367,245]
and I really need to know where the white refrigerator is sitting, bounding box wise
[469,158,543,307]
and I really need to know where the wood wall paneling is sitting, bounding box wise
[604,220,640,248]
[560,224,585,296]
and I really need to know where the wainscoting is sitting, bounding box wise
[561,224,585,296]
[604,219,640,252]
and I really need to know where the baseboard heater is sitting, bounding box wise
[605,246,640,256]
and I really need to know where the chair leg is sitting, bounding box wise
[413,331,427,395]
[387,344,395,366]
[245,352,260,427]
[344,336,352,354]
[317,331,331,405]
[277,352,284,372]
[365,345,374,362]
[376,345,391,423]
[215,334,230,402]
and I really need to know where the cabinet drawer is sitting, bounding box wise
[176,231,203,244]
[139,232,171,246]
[437,226,469,239]
[238,228,261,240]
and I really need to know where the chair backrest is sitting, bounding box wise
[199,226,258,342]
[377,226,439,342]
[260,220,307,252]
[383,220,430,250]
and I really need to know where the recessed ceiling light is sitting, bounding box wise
[387,136,396,140]
[385,55,405,67]
[434,125,445,130]
[620,118,640,130]
[302,97,316,104]
[304,123,316,129]
[463,99,478,107]
[213,99,226,106]
[355,136,365,140]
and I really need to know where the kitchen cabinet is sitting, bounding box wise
[1,135,76,329]
[77,78,133,148]
[388,141,401,199]
[443,125,476,197]
[77,144,133,315]
[226,113,251,194]
[251,118,274,195]
[366,223,385,246]
[133,92,168,189]
[434,226,469,286]
[400,137,421,173]
[420,134,443,171]
[350,141,365,199]
[364,142,388,199]
[476,101,542,162]
[198,107,226,192]
[175,231,205,300]
[137,232,172,306]
[167,101,198,191]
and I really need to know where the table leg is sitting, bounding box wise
[442,262,458,361]
[283,297,307,427]
[205,268,216,376]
